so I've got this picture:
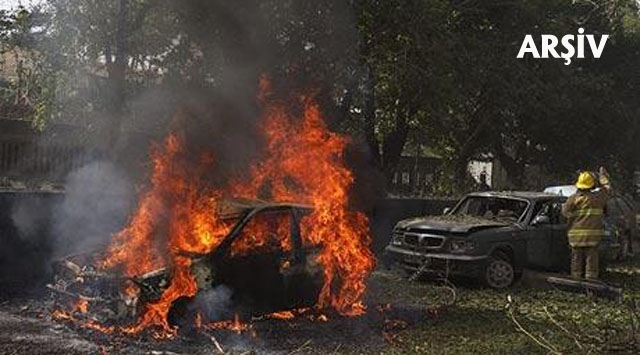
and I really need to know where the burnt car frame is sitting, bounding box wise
[384,191,620,289]
[49,199,323,325]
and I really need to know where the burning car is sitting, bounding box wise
[46,81,376,338]
[384,191,620,289]
[48,199,324,330]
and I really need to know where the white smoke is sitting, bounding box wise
[194,285,234,322]
[51,161,135,257]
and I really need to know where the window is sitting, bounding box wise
[453,196,528,222]
[402,172,410,185]
[531,200,564,224]
[231,210,291,256]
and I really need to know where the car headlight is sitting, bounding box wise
[391,233,404,246]
[450,239,476,254]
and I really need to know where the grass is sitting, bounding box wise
[355,254,640,355]
[6,254,638,354]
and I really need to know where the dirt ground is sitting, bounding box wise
[1,256,639,354]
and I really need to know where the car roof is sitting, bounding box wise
[217,198,313,219]
[543,185,577,196]
[465,191,563,201]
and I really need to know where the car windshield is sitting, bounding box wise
[452,196,529,222]
[543,185,577,196]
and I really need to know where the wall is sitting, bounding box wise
[0,191,63,296]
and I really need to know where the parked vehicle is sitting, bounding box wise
[544,185,636,258]
[384,191,620,289]
[542,185,577,197]
[607,194,637,257]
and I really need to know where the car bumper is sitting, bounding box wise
[384,245,489,276]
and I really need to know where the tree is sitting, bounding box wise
[6,0,640,195]
[352,0,455,185]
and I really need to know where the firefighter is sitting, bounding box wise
[561,167,612,280]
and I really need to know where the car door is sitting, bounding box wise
[283,208,323,308]
[215,207,321,314]
[525,200,557,270]
[547,200,570,271]
[216,209,290,314]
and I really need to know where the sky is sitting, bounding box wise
[0,0,42,11]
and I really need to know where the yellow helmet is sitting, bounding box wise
[575,171,595,190]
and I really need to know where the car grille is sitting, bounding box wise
[404,234,419,246]
[395,231,445,250]
[422,237,444,248]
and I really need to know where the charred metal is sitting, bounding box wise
[48,199,323,327]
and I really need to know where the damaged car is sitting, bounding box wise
[48,198,324,325]
[384,191,621,289]
[544,184,636,259]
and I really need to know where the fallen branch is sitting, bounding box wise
[506,297,562,355]
[287,339,312,355]
[543,306,584,351]
[201,329,225,354]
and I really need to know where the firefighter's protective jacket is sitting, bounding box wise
[562,175,612,247]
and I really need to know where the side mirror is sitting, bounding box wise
[443,207,451,215]
[532,215,550,226]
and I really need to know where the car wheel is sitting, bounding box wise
[484,251,515,289]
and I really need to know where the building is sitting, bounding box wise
[387,155,443,197]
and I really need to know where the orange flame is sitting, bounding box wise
[74,298,89,314]
[52,309,73,321]
[101,134,231,276]
[266,311,295,320]
[100,133,232,337]
[230,212,291,256]
[206,313,253,335]
[233,77,376,315]
[52,309,117,334]
[90,76,375,337]
[195,312,202,329]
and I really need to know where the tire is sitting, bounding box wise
[484,251,515,289]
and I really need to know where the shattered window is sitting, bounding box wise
[453,196,528,222]
[532,200,564,224]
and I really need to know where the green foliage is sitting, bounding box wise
[0,7,57,130]
[349,0,640,194]
[1,0,639,192]
[361,256,640,354]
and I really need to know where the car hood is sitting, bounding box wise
[395,214,510,233]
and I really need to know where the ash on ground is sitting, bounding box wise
[0,270,454,354]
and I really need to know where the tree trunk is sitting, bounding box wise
[382,105,413,186]
[105,0,129,158]
[363,65,380,165]
[452,154,471,193]
[493,141,526,189]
